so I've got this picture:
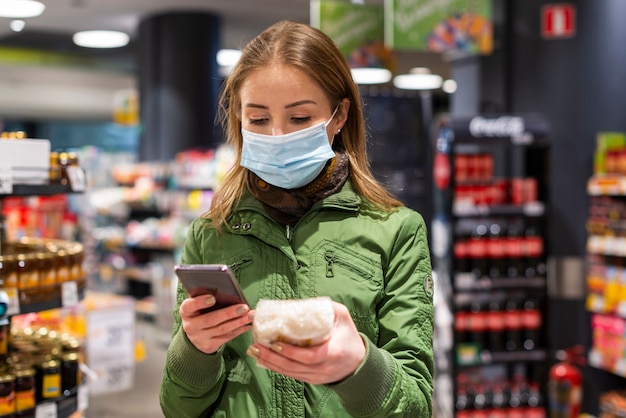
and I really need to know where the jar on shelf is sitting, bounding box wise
[67,245,84,281]
[49,152,61,184]
[16,255,39,290]
[36,358,60,402]
[57,152,70,186]
[54,249,70,283]
[0,372,15,417]
[36,252,56,287]
[0,255,18,289]
[13,367,35,416]
[61,352,80,396]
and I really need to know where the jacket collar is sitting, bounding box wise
[234,179,362,218]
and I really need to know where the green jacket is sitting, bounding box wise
[160,181,434,417]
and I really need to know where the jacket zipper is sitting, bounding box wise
[230,258,252,276]
[325,251,335,278]
[286,225,292,243]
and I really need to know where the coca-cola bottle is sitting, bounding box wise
[453,240,471,275]
[486,300,505,352]
[490,382,509,418]
[469,301,487,349]
[504,299,522,351]
[469,223,488,278]
[488,221,506,279]
[505,220,524,278]
[524,218,546,278]
[454,306,469,344]
[521,297,542,350]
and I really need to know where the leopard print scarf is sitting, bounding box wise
[247,152,350,226]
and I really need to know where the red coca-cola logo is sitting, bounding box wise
[522,309,542,328]
[486,311,505,331]
[433,152,450,190]
[504,310,522,329]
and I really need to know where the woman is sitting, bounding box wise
[160,20,434,418]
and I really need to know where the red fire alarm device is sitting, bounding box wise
[542,4,576,39]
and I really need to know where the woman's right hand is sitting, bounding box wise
[180,294,253,354]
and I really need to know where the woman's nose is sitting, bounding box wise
[270,126,285,136]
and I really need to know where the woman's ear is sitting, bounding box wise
[335,98,350,132]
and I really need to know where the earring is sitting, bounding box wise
[337,129,341,133]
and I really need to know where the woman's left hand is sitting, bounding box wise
[246,301,366,385]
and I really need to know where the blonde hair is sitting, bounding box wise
[209,20,402,228]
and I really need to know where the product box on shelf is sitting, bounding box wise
[0,138,51,185]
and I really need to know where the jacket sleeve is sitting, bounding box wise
[159,218,228,418]
[328,209,434,417]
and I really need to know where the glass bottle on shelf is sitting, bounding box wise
[470,222,488,279]
[504,298,522,351]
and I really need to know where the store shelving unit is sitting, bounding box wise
[431,114,551,418]
[1,178,86,418]
[585,174,626,377]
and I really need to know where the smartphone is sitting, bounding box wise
[173,264,248,311]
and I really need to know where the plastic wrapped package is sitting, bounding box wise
[252,297,335,347]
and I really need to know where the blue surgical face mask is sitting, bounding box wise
[240,107,338,189]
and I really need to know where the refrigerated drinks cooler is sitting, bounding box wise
[431,114,551,418]
[360,88,432,226]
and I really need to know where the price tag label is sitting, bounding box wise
[588,349,602,368]
[62,281,79,307]
[0,165,13,194]
[523,201,545,216]
[66,166,86,191]
[3,288,20,316]
[35,402,57,418]
[616,358,626,377]
[87,356,135,396]
[86,302,135,395]
[77,384,89,412]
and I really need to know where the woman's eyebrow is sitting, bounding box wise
[285,100,317,109]
[243,99,317,110]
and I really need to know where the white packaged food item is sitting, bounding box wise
[252,297,335,347]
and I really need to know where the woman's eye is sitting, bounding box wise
[249,118,267,126]
[292,116,312,125]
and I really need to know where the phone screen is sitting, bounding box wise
[174,264,247,311]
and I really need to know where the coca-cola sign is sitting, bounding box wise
[446,114,549,145]
[469,116,525,138]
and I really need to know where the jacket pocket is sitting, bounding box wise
[221,249,261,307]
[311,240,383,339]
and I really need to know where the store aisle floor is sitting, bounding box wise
[85,318,169,418]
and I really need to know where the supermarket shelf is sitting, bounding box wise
[588,174,626,196]
[457,346,548,367]
[13,279,86,315]
[454,274,546,291]
[589,348,626,378]
[453,201,545,217]
[1,182,77,197]
[587,234,626,257]
[586,294,626,319]
[103,238,179,253]
[135,298,156,321]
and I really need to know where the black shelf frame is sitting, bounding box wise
[432,114,551,417]
[0,179,84,417]
[5,182,77,196]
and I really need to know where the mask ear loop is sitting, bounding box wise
[325,105,340,127]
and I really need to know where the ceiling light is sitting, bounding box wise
[10,19,25,32]
[442,79,458,94]
[0,0,45,18]
[73,30,130,48]
[351,68,392,85]
[393,67,443,90]
[217,49,242,67]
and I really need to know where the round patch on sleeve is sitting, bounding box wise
[423,274,434,297]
